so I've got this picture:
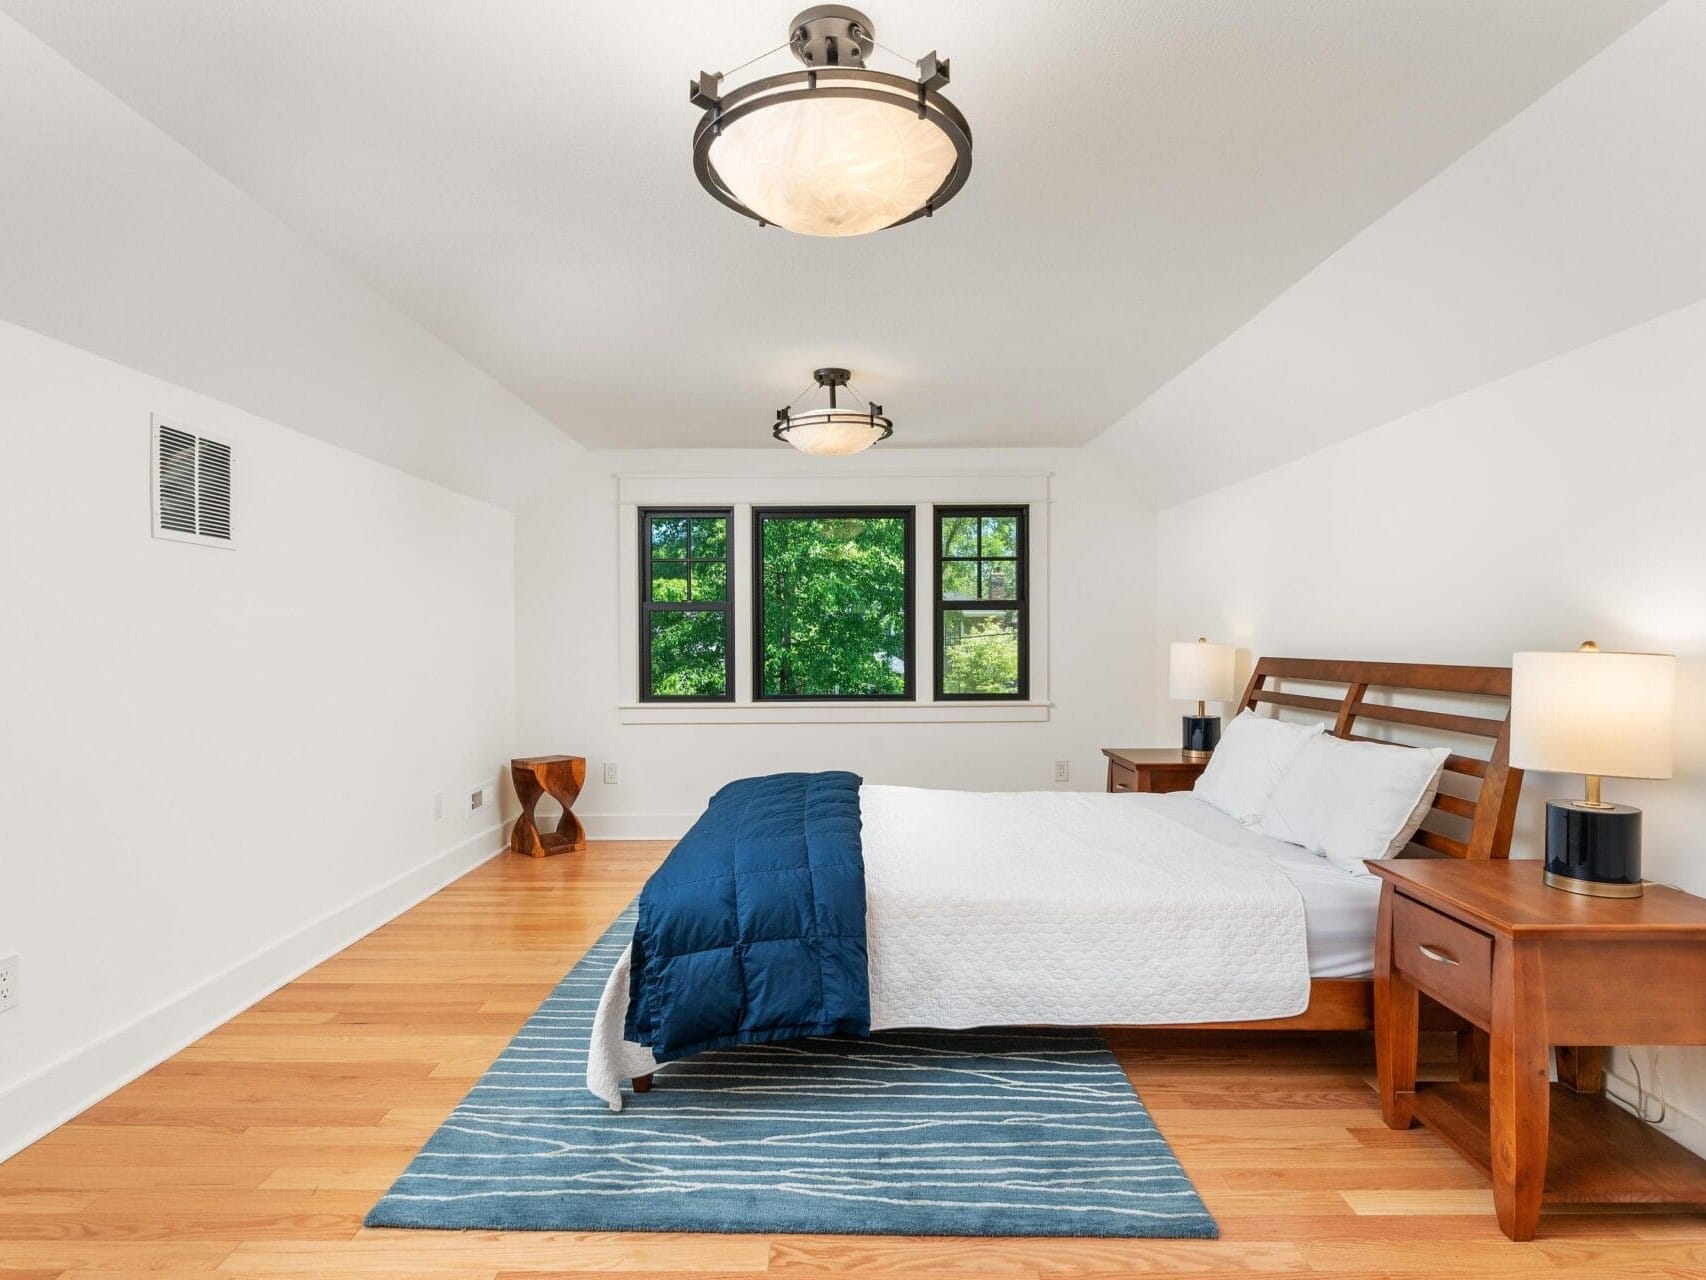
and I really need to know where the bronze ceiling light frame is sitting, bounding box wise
[772,367,894,456]
[690,6,973,236]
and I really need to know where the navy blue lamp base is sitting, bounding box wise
[1544,800,1642,898]
[1181,714,1221,761]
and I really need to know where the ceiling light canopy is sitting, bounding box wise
[691,7,972,237]
[774,368,893,456]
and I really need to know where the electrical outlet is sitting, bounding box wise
[603,761,619,785]
[0,955,18,1013]
[1053,759,1070,783]
[469,785,485,812]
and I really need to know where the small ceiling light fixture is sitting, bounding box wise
[773,368,893,456]
[690,6,972,237]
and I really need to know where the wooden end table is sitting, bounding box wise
[1101,747,1209,795]
[1371,858,1706,1240]
[509,755,587,858]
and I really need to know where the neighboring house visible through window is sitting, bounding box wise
[754,507,914,700]
[935,506,1028,700]
[639,509,733,701]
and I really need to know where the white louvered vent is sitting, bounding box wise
[151,416,234,547]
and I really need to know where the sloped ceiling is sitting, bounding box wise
[0,0,1665,496]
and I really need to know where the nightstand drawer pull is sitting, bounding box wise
[1417,943,1459,966]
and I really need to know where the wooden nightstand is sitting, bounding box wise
[1101,747,1208,795]
[1371,858,1706,1240]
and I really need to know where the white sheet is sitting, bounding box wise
[587,785,1350,1109]
[860,785,1310,1030]
[1125,791,1383,979]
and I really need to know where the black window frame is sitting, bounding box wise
[934,505,1030,702]
[638,507,735,703]
[752,506,916,702]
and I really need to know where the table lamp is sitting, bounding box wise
[1170,637,1236,760]
[1511,642,1675,898]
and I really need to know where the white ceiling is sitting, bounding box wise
[1103,0,1706,506]
[0,0,1661,454]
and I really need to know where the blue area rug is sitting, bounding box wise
[367,905,1217,1238]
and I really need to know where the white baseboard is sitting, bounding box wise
[0,824,504,1163]
[1605,1056,1706,1159]
[580,812,695,840]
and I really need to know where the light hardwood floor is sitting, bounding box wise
[4,841,1706,1278]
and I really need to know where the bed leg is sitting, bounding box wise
[632,1073,654,1093]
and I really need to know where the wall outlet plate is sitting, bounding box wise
[603,761,619,785]
[469,785,485,812]
[0,954,18,1013]
[433,791,446,821]
[1053,759,1070,783]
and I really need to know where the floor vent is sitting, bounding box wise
[152,416,234,547]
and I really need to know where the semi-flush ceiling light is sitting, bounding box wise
[690,7,972,237]
[773,368,893,456]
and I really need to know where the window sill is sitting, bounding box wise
[618,701,1053,725]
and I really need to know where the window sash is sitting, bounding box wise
[751,506,917,702]
[639,507,734,702]
[934,505,1030,702]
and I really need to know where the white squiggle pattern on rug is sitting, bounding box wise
[365,905,1217,1238]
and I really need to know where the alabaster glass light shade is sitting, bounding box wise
[1169,640,1237,703]
[708,90,957,237]
[777,411,891,457]
[1512,649,1676,780]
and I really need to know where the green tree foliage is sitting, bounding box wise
[942,610,1020,695]
[761,515,909,697]
[649,610,727,696]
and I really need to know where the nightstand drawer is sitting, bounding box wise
[1145,771,1198,795]
[1392,893,1493,1026]
[1107,760,1138,792]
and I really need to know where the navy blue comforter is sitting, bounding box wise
[623,771,870,1063]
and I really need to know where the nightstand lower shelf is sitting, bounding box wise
[1411,1082,1706,1206]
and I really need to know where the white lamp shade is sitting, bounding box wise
[777,411,890,457]
[1511,649,1675,780]
[1169,640,1237,703]
[708,91,957,237]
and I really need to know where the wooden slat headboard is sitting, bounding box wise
[1238,657,1523,861]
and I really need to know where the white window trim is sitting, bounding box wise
[617,472,1052,725]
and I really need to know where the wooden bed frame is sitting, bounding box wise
[1147,655,1523,1034]
[631,656,1523,1091]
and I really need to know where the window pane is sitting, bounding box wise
[690,560,726,601]
[941,560,978,600]
[940,514,979,558]
[648,610,727,696]
[650,561,688,602]
[650,516,687,560]
[761,514,909,697]
[941,609,1021,696]
[689,516,727,560]
[980,515,1018,557]
[981,559,1019,601]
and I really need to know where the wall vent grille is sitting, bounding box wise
[152,416,234,547]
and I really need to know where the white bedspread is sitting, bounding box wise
[587,785,1312,1110]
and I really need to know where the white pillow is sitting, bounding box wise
[1191,711,1326,825]
[1257,735,1450,875]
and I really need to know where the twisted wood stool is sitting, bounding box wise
[509,755,587,857]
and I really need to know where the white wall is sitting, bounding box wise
[1154,296,1706,1148]
[515,445,1155,835]
[0,321,517,1159]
